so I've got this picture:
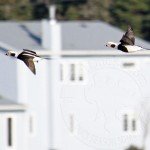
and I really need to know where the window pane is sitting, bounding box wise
[79,64,83,81]
[70,64,75,81]
[60,64,63,81]
[29,116,33,133]
[8,118,12,147]
[70,114,74,133]
[123,114,128,131]
[132,119,136,131]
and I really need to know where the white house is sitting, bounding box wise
[0,20,150,150]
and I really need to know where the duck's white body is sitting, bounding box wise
[123,45,143,53]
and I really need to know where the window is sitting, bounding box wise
[60,61,87,83]
[123,114,128,131]
[29,116,33,134]
[0,114,17,149]
[132,119,136,131]
[122,62,135,68]
[60,64,63,81]
[28,114,36,137]
[6,115,16,149]
[122,112,137,132]
[70,114,74,133]
[8,118,13,147]
[70,64,75,81]
[79,63,84,81]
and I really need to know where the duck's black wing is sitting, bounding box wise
[120,25,135,45]
[22,49,37,56]
[23,58,36,75]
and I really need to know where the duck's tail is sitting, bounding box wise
[35,57,59,62]
[141,48,150,50]
[42,57,59,60]
[136,45,150,50]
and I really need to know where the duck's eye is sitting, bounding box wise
[111,44,116,48]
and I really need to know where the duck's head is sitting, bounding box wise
[106,42,118,48]
[5,50,16,57]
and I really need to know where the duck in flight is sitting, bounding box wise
[5,49,41,75]
[106,25,144,53]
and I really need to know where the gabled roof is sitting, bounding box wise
[0,21,149,51]
[0,98,26,112]
[61,21,150,50]
[0,21,43,50]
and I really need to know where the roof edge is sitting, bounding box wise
[0,41,17,50]
[37,50,150,57]
[0,104,27,112]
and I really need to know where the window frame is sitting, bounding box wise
[4,114,17,150]
[28,113,36,137]
[121,110,140,134]
[60,60,88,84]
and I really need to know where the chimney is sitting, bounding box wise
[41,4,62,52]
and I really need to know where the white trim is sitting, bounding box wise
[0,115,4,149]
[36,50,150,57]
[0,104,27,111]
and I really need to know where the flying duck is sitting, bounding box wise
[106,25,143,53]
[5,49,41,75]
